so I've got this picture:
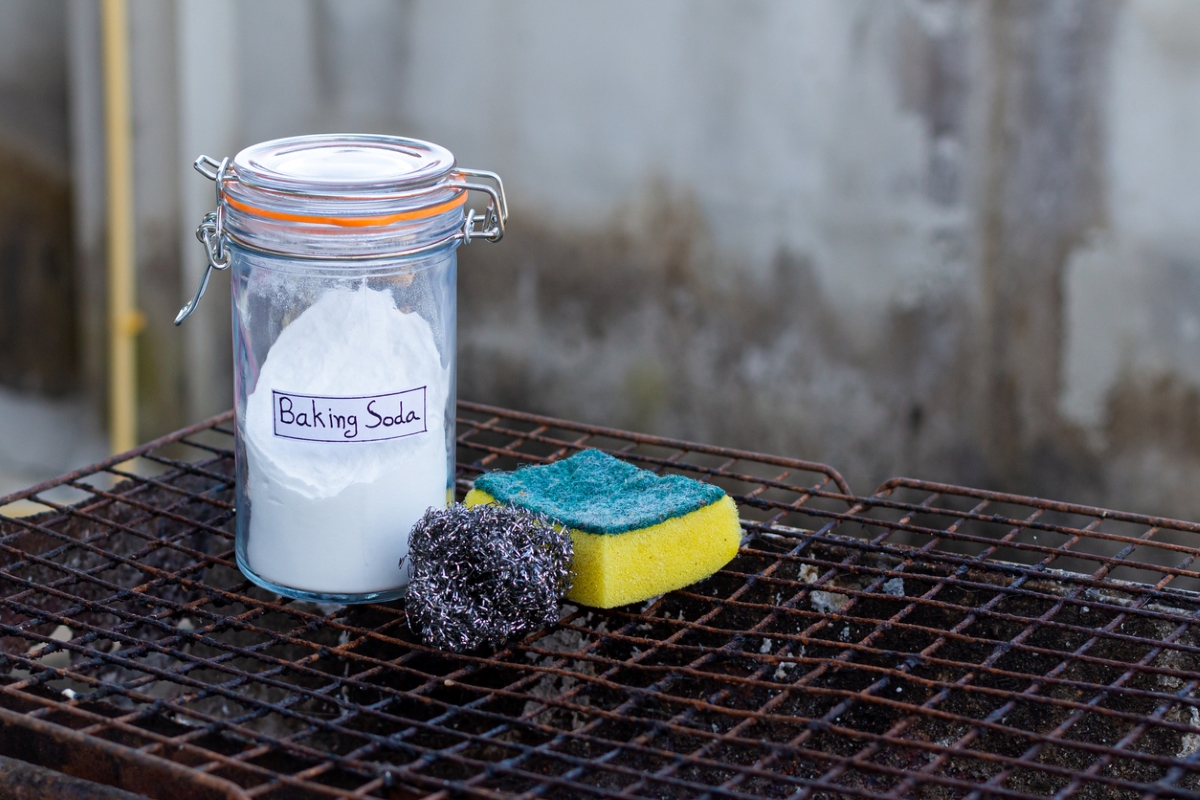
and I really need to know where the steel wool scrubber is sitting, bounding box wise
[405,503,573,652]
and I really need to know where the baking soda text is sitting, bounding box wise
[272,387,426,443]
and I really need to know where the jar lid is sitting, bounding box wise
[223,134,468,231]
[210,133,509,263]
[177,134,506,323]
[232,134,458,197]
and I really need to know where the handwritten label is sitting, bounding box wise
[271,386,427,443]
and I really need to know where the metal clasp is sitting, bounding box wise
[452,169,508,245]
[175,155,231,326]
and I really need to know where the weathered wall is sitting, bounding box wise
[440,0,1200,516]
[0,0,75,396]
[1060,0,1200,519]
[0,0,107,488]
[415,0,998,497]
[7,0,1200,520]
[431,0,1119,501]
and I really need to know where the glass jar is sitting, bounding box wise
[176,134,506,603]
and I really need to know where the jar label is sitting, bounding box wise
[271,386,427,443]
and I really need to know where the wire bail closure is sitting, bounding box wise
[175,156,231,325]
[175,154,508,326]
[453,169,508,245]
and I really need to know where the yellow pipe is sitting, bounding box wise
[101,0,142,454]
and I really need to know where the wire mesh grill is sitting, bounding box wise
[0,403,1199,799]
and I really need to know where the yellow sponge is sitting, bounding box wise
[462,450,742,609]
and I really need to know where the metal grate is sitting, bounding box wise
[0,403,1199,799]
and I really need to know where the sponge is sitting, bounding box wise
[464,450,741,609]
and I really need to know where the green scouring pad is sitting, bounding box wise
[464,450,741,609]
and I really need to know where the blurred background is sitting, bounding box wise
[2,0,1200,518]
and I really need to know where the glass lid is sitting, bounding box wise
[231,134,458,196]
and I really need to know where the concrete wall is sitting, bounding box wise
[426,0,1122,504]
[0,0,75,395]
[0,0,106,489]
[7,0,1200,518]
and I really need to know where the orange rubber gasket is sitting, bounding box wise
[223,189,466,228]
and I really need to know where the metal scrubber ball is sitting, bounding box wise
[405,503,573,652]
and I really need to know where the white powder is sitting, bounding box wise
[243,285,449,596]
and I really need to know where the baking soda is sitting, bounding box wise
[243,285,448,595]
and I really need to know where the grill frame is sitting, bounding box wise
[0,403,1197,799]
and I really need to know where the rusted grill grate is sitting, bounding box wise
[0,403,1199,799]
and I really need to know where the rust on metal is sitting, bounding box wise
[0,751,146,799]
[0,401,1195,798]
[0,705,248,800]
